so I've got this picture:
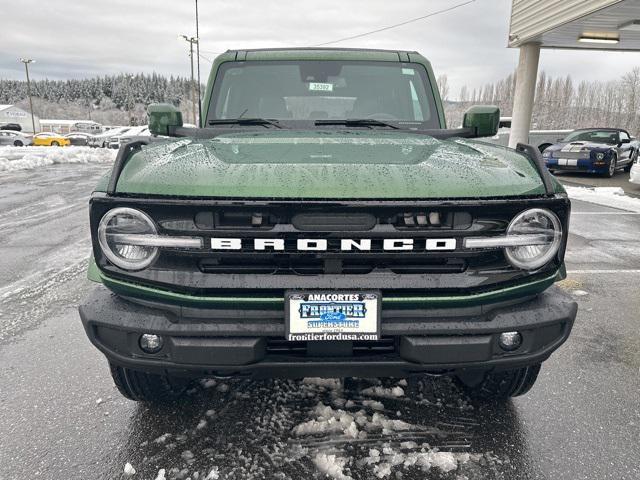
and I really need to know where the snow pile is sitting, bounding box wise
[0,146,116,172]
[123,463,136,476]
[566,186,640,213]
[313,454,353,480]
[360,385,405,399]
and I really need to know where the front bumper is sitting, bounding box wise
[545,157,610,174]
[79,286,577,378]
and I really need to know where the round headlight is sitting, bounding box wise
[504,208,562,270]
[98,207,159,271]
[542,151,551,158]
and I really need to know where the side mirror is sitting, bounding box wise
[462,105,500,138]
[148,103,183,136]
[620,138,631,144]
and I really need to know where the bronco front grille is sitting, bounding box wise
[90,195,570,295]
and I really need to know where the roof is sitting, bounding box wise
[509,0,640,51]
[571,127,628,131]
[0,105,14,112]
[220,47,423,62]
[40,119,100,125]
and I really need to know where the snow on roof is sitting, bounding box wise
[0,105,14,112]
[40,119,100,125]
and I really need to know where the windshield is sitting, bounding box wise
[207,60,440,129]
[563,130,619,145]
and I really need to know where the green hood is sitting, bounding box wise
[110,130,550,199]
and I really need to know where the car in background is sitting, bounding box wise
[32,132,70,147]
[107,125,150,148]
[542,128,637,177]
[88,127,129,148]
[485,117,573,153]
[0,123,22,132]
[64,132,94,146]
[0,130,33,146]
[629,156,640,186]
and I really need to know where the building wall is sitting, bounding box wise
[0,106,41,133]
[509,0,622,47]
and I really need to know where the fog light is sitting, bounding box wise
[140,334,163,353]
[498,331,522,351]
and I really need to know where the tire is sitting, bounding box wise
[624,150,637,172]
[13,140,23,147]
[538,143,552,154]
[605,153,617,178]
[51,141,60,147]
[109,362,190,403]
[456,364,541,401]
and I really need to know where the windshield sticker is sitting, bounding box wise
[402,68,415,75]
[308,82,334,92]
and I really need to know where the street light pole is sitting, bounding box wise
[19,58,36,134]
[180,35,198,125]
[195,0,202,126]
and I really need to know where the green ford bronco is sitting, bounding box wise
[79,48,577,402]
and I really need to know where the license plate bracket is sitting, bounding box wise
[285,290,381,342]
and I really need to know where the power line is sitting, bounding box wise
[313,0,476,47]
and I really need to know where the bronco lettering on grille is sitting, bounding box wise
[210,238,457,251]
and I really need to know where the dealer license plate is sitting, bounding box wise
[285,291,381,342]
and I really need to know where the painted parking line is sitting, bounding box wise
[571,212,640,215]
[567,269,640,274]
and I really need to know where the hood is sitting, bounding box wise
[546,141,612,153]
[110,130,549,199]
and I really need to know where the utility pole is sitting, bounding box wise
[19,58,37,134]
[180,35,198,125]
[195,0,202,126]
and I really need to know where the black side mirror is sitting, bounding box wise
[620,138,631,144]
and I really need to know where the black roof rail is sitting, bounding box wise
[106,140,149,195]
[516,142,554,196]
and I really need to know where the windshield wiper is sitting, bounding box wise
[315,119,400,129]
[208,118,282,128]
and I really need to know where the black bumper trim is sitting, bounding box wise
[79,286,577,378]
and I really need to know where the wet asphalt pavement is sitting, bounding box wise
[0,161,639,480]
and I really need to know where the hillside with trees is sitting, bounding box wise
[3,68,640,134]
[442,68,640,136]
[0,73,199,126]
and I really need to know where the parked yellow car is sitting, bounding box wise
[32,132,70,147]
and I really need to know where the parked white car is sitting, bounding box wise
[88,127,130,148]
[108,126,150,149]
[0,130,33,146]
[629,159,640,186]
[483,117,573,153]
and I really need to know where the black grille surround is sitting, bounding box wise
[89,194,570,298]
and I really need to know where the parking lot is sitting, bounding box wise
[0,160,638,480]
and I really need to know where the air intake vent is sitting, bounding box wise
[292,213,376,231]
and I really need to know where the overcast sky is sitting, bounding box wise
[2,0,640,99]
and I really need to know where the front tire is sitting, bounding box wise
[456,364,541,401]
[605,154,617,178]
[109,362,190,402]
[51,141,60,147]
[13,140,23,146]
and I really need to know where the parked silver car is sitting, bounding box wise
[0,130,33,146]
[64,132,94,146]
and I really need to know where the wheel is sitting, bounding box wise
[456,364,541,401]
[51,141,60,147]
[624,150,637,172]
[538,143,551,154]
[13,140,23,147]
[605,153,617,178]
[109,362,190,402]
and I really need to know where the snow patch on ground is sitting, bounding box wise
[566,186,640,213]
[0,146,116,172]
[360,386,405,399]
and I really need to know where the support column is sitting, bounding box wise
[509,42,540,148]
